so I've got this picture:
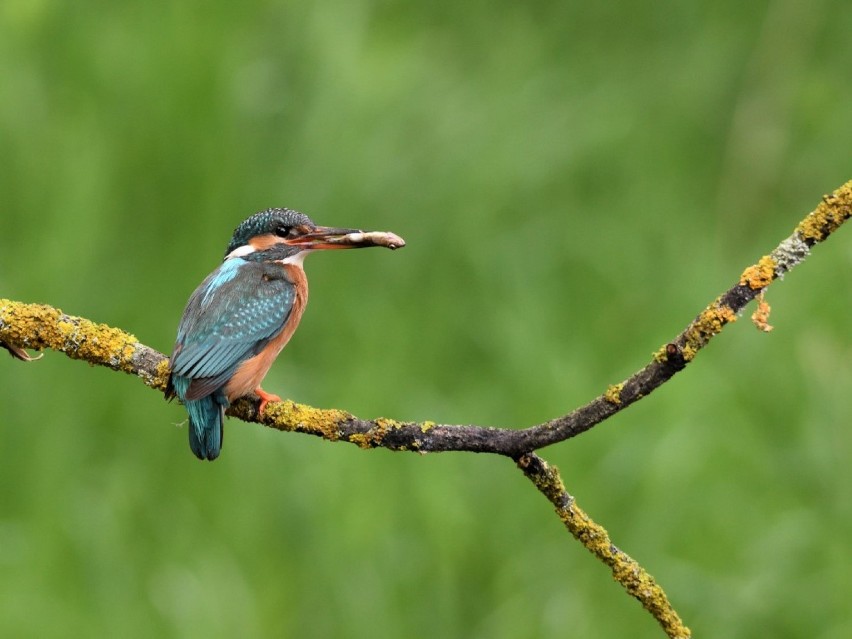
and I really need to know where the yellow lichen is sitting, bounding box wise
[150,358,172,390]
[349,417,402,449]
[653,346,669,364]
[682,303,737,361]
[604,383,624,406]
[739,255,776,289]
[0,299,139,372]
[261,399,351,441]
[419,420,436,433]
[795,180,852,243]
[375,417,401,430]
[520,454,691,639]
[348,433,371,449]
[0,300,59,350]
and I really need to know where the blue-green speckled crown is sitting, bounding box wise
[225,208,314,256]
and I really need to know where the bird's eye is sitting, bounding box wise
[274,226,291,238]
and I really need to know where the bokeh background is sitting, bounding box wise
[2,1,851,637]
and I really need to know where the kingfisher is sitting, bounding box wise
[166,208,405,461]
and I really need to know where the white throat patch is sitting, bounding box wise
[224,244,310,266]
[280,250,310,267]
[224,244,256,260]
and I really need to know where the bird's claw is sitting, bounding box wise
[256,387,282,415]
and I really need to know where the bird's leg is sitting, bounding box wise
[256,387,282,414]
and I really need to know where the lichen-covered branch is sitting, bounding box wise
[2,180,850,457]
[0,300,169,390]
[3,180,850,639]
[517,453,690,639]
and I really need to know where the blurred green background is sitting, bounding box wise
[1,1,851,637]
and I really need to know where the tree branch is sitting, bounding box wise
[2,180,850,457]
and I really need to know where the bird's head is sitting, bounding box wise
[224,208,405,265]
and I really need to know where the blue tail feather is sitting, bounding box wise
[171,376,228,461]
[186,395,226,460]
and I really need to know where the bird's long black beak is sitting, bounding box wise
[284,226,406,250]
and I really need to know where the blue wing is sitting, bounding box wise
[168,258,296,401]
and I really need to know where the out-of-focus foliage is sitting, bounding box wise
[1,1,851,637]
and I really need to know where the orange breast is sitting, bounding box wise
[223,264,308,401]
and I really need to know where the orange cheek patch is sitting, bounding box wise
[249,234,285,251]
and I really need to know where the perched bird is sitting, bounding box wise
[166,208,405,460]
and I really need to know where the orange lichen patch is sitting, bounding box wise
[682,303,737,361]
[604,383,624,406]
[0,299,139,373]
[739,255,777,290]
[795,180,852,243]
[751,292,774,333]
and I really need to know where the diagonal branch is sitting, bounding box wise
[517,453,690,639]
[2,180,850,457]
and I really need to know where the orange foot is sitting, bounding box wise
[256,387,282,415]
